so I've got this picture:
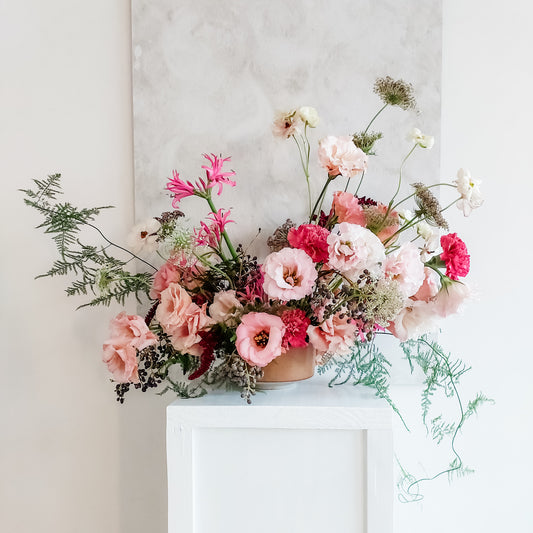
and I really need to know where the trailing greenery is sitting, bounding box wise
[20,174,154,308]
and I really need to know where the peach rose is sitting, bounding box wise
[236,312,285,367]
[102,340,139,383]
[332,191,366,225]
[108,312,158,351]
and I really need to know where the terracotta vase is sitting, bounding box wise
[258,345,316,387]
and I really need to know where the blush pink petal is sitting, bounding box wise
[102,339,139,383]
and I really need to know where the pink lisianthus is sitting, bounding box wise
[307,313,358,356]
[331,191,366,225]
[387,300,438,342]
[412,267,440,302]
[108,311,158,351]
[433,280,471,318]
[209,290,243,323]
[150,260,182,300]
[327,222,385,279]
[202,153,236,195]
[318,136,368,178]
[440,233,470,280]
[236,312,286,367]
[383,242,425,298]
[280,309,311,349]
[262,248,318,301]
[155,283,213,356]
[102,340,140,384]
[287,224,330,263]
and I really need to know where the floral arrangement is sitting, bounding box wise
[22,77,490,498]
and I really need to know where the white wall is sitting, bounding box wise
[1,1,532,532]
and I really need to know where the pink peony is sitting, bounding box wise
[412,267,440,302]
[307,314,358,356]
[383,242,425,298]
[209,290,243,323]
[150,260,182,300]
[318,136,368,178]
[102,340,140,384]
[327,222,385,279]
[280,309,311,349]
[440,233,470,280]
[332,191,366,225]
[387,300,438,342]
[262,248,318,301]
[433,280,471,318]
[108,312,158,351]
[236,312,286,367]
[155,283,213,356]
[287,224,330,263]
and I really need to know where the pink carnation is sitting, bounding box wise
[440,233,470,280]
[280,309,311,349]
[236,312,286,367]
[262,248,318,301]
[332,191,366,225]
[102,341,139,384]
[318,135,368,178]
[150,260,182,300]
[287,224,330,263]
[307,314,357,356]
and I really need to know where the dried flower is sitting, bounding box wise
[267,219,295,252]
[374,76,417,110]
[411,182,449,231]
[352,131,383,155]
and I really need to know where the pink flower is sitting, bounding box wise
[332,191,366,225]
[281,309,311,349]
[262,248,318,301]
[102,340,139,384]
[440,233,470,280]
[318,136,368,178]
[150,260,182,300]
[433,280,471,318]
[236,312,286,367]
[202,153,236,195]
[209,290,243,323]
[155,283,213,356]
[387,300,438,342]
[307,314,358,356]
[412,267,440,302]
[166,170,199,208]
[108,312,158,351]
[327,222,385,279]
[287,224,330,263]
[272,110,300,138]
[383,242,425,298]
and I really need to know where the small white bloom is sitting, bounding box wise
[127,218,161,255]
[408,127,434,149]
[416,221,439,261]
[453,168,483,216]
[298,106,320,128]
[399,209,414,222]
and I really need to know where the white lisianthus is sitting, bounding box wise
[408,127,434,149]
[127,218,161,255]
[416,220,440,261]
[454,168,483,216]
[298,106,319,128]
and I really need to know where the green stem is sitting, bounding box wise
[391,182,456,212]
[293,133,312,217]
[205,195,238,261]
[309,175,334,223]
[354,170,366,196]
[364,103,388,134]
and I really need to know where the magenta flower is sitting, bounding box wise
[166,170,197,207]
[440,233,470,280]
[202,153,236,195]
[208,208,234,238]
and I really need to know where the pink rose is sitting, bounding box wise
[332,191,366,225]
[318,136,368,178]
[433,280,471,318]
[262,248,318,301]
[327,222,385,279]
[102,340,139,383]
[150,260,182,300]
[209,290,243,323]
[387,300,438,342]
[412,267,440,302]
[440,233,470,280]
[108,311,158,351]
[155,283,213,355]
[236,312,286,367]
[287,224,330,263]
[383,243,425,298]
[307,314,357,356]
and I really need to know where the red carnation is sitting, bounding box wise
[280,309,311,349]
[440,233,470,280]
[287,224,330,263]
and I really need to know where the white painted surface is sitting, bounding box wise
[167,377,393,533]
[2,1,533,533]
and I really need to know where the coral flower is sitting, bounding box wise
[332,191,366,225]
[236,312,286,367]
